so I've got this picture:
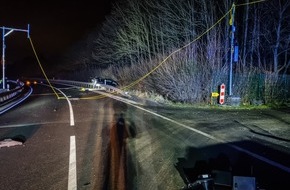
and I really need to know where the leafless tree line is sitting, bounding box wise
[61,0,290,105]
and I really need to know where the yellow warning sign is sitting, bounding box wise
[211,92,219,97]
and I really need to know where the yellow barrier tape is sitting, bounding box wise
[28,37,60,99]
[236,0,267,7]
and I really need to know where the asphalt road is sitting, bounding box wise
[0,84,289,190]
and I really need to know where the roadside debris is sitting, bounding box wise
[0,138,23,148]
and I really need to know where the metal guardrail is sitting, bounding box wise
[0,78,129,104]
[0,80,25,103]
[40,79,130,97]
[49,79,129,97]
[0,80,32,115]
[49,79,104,90]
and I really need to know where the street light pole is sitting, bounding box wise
[229,3,235,96]
[1,24,30,90]
[229,3,236,96]
[227,3,242,107]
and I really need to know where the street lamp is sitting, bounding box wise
[1,24,30,90]
[229,3,235,96]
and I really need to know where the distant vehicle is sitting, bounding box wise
[92,77,118,87]
[103,78,118,87]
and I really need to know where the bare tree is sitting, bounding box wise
[260,0,290,73]
[241,0,249,67]
[61,0,290,104]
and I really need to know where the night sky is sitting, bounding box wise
[1,0,114,75]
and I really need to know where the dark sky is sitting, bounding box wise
[1,0,114,64]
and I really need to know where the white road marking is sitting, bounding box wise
[68,136,77,190]
[39,83,75,126]
[91,90,142,105]
[55,88,75,126]
[108,97,290,174]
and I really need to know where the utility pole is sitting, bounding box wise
[229,3,235,96]
[1,24,30,90]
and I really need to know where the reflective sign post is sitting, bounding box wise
[219,83,226,105]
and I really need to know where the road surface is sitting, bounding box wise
[0,84,289,190]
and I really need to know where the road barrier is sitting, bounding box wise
[0,80,25,104]
[30,78,130,98]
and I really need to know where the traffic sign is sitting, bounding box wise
[211,92,219,97]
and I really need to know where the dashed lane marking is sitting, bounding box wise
[68,136,77,190]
